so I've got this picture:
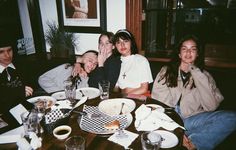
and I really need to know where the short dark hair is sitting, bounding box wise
[83,50,98,56]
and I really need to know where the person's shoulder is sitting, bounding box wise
[133,54,149,62]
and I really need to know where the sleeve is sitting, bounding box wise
[88,67,106,88]
[138,57,153,84]
[151,66,175,107]
[38,64,72,93]
[190,65,224,111]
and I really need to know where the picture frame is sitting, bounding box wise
[57,0,107,33]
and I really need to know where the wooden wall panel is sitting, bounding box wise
[126,0,143,54]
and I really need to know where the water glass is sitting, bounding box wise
[64,80,76,104]
[20,110,39,137]
[65,136,85,150]
[98,80,110,100]
[141,131,162,150]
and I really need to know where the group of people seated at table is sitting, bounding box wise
[1,29,236,150]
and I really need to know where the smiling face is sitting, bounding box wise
[179,39,198,65]
[82,52,98,73]
[0,46,13,67]
[115,38,131,57]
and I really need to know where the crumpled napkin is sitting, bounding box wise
[135,105,185,131]
[108,130,139,149]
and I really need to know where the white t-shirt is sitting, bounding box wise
[116,54,153,89]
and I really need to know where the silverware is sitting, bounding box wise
[79,90,85,97]
[119,102,125,115]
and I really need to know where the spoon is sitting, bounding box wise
[119,102,125,115]
[79,90,85,97]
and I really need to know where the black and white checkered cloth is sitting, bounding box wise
[79,105,130,134]
[45,109,64,124]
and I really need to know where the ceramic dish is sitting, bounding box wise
[53,125,71,140]
[76,87,100,99]
[27,96,56,108]
[98,98,136,116]
[154,130,178,148]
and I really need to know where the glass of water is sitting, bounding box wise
[98,80,110,100]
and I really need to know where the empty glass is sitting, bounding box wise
[20,110,39,137]
[141,131,162,150]
[65,136,85,150]
[64,80,76,104]
[98,80,110,100]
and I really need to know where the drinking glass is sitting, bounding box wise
[65,136,85,150]
[64,79,76,104]
[141,131,162,150]
[98,80,110,100]
[34,100,47,134]
[20,110,39,137]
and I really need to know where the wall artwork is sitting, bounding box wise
[57,0,106,33]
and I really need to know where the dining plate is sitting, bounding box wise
[27,96,56,108]
[154,130,178,148]
[51,87,100,100]
[98,98,136,116]
[79,105,133,135]
[76,87,100,99]
[51,91,66,100]
[146,104,165,113]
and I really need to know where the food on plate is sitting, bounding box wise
[36,98,53,108]
[104,120,120,130]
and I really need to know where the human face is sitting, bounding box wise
[115,38,131,57]
[179,39,198,65]
[82,53,98,73]
[98,35,114,55]
[0,46,13,67]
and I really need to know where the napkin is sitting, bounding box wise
[135,105,185,131]
[51,100,72,110]
[0,125,24,144]
[9,104,28,124]
[108,130,139,149]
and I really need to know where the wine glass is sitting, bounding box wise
[34,99,47,134]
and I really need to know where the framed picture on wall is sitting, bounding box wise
[57,0,106,33]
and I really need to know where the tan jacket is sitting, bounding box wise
[151,66,224,118]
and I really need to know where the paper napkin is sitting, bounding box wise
[135,105,185,131]
[0,125,24,144]
[108,130,139,149]
[9,104,28,124]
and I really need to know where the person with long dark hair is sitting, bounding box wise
[113,29,153,95]
[151,34,236,150]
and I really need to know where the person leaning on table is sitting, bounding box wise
[38,50,98,94]
[72,31,121,90]
[0,38,33,115]
[151,34,236,150]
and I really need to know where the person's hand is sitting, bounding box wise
[72,63,83,77]
[183,134,196,150]
[25,86,33,97]
[78,68,87,78]
[98,47,110,67]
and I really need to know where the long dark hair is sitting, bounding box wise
[163,34,205,87]
[113,29,138,55]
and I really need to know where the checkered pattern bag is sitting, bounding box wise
[43,109,70,134]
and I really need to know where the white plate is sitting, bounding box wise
[146,104,165,113]
[98,98,136,116]
[51,87,100,100]
[27,96,56,108]
[76,87,100,99]
[51,91,66,100]
[154,130,178,148]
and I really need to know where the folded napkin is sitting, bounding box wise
[0,125,24,144]
[108,130,139,149]
[9,104,28,124]
[135,105,185,131]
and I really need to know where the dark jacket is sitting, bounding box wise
[88,55,121,90]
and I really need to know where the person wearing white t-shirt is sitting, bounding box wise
[113,29,153,95]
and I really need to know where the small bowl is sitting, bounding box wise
[53,125,71,140]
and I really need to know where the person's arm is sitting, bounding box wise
[122,82,149,95]
[190,65,224,110]
[72,56,87,77]
[151,66,176,107]
[38,64,72,93]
